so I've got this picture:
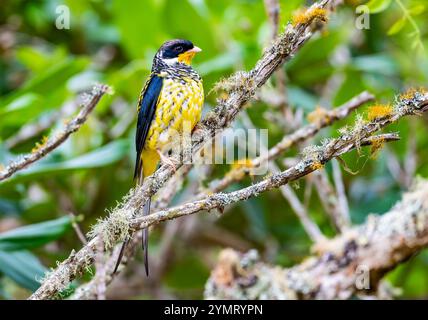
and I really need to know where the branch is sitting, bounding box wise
[279,184,325,242]
[313,168,350,232]
[0,84,110,182]
[31,87,426,300]
[30,0,336,300]
[130,133,401,233]
[332,158,351,225]
[204,178,428,299]
[4,101,80,149]
[206,91,374,194]
[71,165,195,300]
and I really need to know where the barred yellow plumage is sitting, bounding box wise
[114,39,203,276]
[146,77,204,149]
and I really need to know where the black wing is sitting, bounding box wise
[134,74,163,179]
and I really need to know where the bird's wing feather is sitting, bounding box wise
[134,74,163,179]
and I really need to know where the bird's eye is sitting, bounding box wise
[174,46,183,52]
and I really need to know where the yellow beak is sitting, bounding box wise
[178,46,202,65]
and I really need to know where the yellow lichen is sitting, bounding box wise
[307,106,330,125]
[31,136,49,153]
[399,88,427,100]
[292,7,329,26]
[367,104,393,121]
[370,136,386,159]
[311,161,324,171]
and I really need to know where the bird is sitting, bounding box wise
[114,39,204,276]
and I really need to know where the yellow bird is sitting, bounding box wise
[114,39,204,275]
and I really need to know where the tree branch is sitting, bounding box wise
[206,91,374,194]
[30,87,426,300]
[204,178,428,299]
[28,1,361,299]
[0,84,110,182]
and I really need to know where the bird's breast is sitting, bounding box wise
[145,76,204,151]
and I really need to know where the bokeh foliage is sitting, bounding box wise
[0,0,427,299]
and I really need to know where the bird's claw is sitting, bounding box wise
[157,150,177,172]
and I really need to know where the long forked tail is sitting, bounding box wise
[114,150,157,275]
[142,198,151,276]
[113,238,129,274]
[113,189,151,276]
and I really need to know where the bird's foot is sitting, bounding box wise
[157,150,177,173]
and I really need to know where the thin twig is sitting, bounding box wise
[313,169,349,232]
[4,101,80,149]
[68,212,87,245]
[280,184,325,242]
[0,84,110,182]
[332,158,351,225]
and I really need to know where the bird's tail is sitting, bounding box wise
[142,198,150,276]
[139,150,158,277]
[114,150,159,275]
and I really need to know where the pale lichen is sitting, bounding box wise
[87,207,132,249]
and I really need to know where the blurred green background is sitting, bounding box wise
[0,0,427,299]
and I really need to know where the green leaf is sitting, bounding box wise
[351,54,398,76]
[409,4,425,16]
[112,0,161,59]
[387,17,407,35]
[0,216,72,251]
[0,250,47,292]
[367,0,392,14]
[0,56,89,107]
[1,139,130,185]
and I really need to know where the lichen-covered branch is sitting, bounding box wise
[71,91,371,299]
[130,132,401,234]
[206,91,374,195]
[30,88,426,300]
[70,165,193,300]
[29,0,336,300]
[0,84,110,182]
[204,178,428,299]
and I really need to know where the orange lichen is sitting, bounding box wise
[31,136,49,153]
[311,161,324,171]
[307,106,330,125]
[367,104,393,121]
[370,136,386,159]
[292,7,329,26]
[400,88,427,100]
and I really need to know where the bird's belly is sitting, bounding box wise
[145,77,203,151]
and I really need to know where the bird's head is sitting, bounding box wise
[156,39,202,67]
